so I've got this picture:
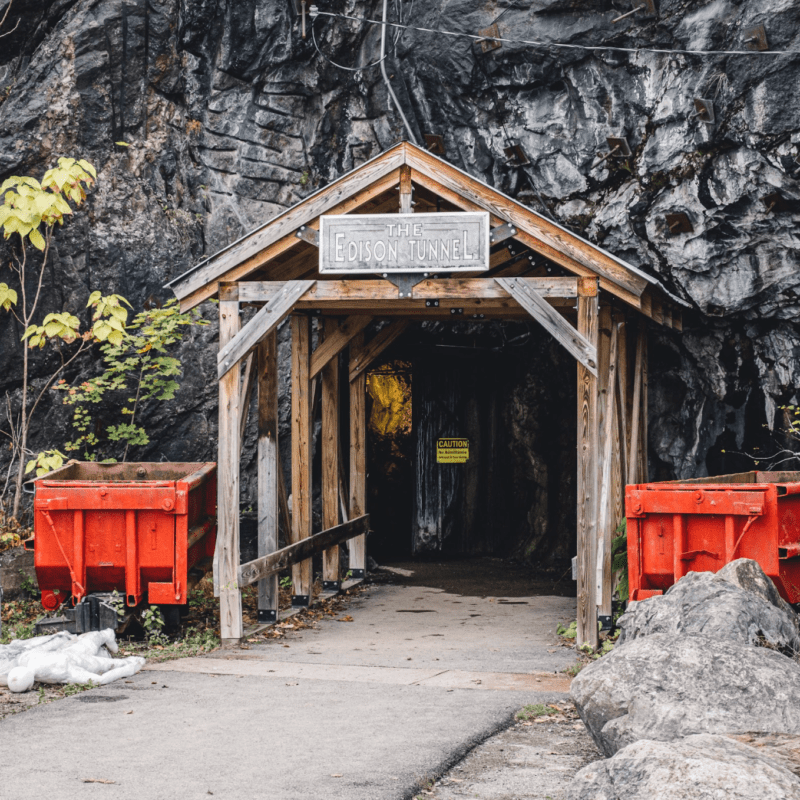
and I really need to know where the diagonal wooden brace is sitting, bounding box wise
[217,280,315,380]
[497,277,597,375]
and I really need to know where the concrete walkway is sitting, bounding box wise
[0,569,577,800]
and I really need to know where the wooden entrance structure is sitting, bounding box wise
[167,141,683,647]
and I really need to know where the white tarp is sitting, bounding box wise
[0,629,145,692]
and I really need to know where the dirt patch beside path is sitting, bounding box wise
[418,702,600,800]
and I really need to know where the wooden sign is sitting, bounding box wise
[436,438,469,464]
[319,212,490,274]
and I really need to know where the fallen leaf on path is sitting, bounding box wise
[126,711,133,715]
[83,778,115,784]
[336,615,353,622]
[331,774,343,778]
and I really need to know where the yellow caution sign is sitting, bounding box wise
[437,438,469,464]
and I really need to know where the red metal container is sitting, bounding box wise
[29,462,216,611]
[626,471,800,604]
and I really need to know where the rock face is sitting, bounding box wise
[617,560,800,654]
[2,1,800,554]
[567,734,800,800]
[570,633,800,757]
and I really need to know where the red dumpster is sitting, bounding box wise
[626,471,800,604]
[29,462,216,611]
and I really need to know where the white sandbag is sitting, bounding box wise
[4,628,145,692]
[7,667,35,693]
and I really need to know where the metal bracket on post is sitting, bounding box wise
[257,609,277,623]
[296,226,319,247]
[322,581,341,592]
[490,222,517,245]
[381,273,429,298]
[291,594,310,608]
[349,569,365,580]
[598,615,613,631]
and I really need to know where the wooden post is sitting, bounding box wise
[291,315,312,606]
[399,165,413,213]
[576,278,599,649]
[256,331,279,623]
[321,321,341,590]
[640,328,649,483]
[597,322,618,624]
[348,332,368,578]
[628,327,645,486]
[615,313,629,493]
[217,296,243,643]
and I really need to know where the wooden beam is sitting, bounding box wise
[171,149,405,308]
[640,328,649,483]
[597,321,618,622]
[217,280,315,379]
[405,151,649,301]
[238,352,256,444]
[216,299,243,643]
[349,321,409,383]
[278,456,292,541]
[628,327,645,486]
[615,313,629,492]
[239,515,370,587]
[237,277,578,305]
[576,277,599,650]
[348,333,368,577]
[399,165,413,213]
[256,332,279,623]
[310,316,372,378]
[497,277,597,375]
[291,315,313,605]
[321,321,341,589]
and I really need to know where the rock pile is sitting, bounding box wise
[568,559,800,799]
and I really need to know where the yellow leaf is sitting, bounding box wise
[28,227,45,251]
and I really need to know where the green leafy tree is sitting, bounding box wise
[57,299,208,462]
[0,158,124,518]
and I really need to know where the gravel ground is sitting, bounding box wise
[420,701,601,800]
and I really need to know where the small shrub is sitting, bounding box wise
[516,704,559,721]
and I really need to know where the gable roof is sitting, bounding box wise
[167,141,684,321]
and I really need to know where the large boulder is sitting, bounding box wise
[570,633,800,757]
[566,734,800,800]
[617,560,800,654]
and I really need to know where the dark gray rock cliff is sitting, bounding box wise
[2,0,800,559]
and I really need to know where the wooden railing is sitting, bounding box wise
[238,515,370,588]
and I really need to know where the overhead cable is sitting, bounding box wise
[310,9,799,58]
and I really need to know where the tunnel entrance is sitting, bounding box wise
[365,323,579,570]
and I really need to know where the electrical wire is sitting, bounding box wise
[312,9,800,58]
[309,0,414,72]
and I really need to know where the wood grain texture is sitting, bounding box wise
[349,321,409,383]
[217,280,315,379]
[628,327,645,486]
[238,352,255,444]
[576,279,599,649]
[321,321,341,584]
[597,322,618,619]
[310,315,372,378]
[257,332,279,618]
[399,165,413,213]
[348,333,367,573]
[237,278,577,304]
[239,516,369,587]
[171,151,405,307]
[291,315,312,600]
[405,147,649,298]
[640,329,649,483]
[497,277,597,374]
[217,300,243,642]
